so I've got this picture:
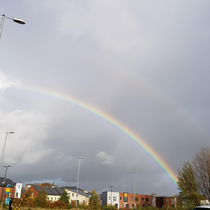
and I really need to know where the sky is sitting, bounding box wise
[0,0,210,196]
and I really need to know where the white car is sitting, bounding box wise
[194,206,210,210]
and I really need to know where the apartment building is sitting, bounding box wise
[155,196,177,208]
[102,191,152,209]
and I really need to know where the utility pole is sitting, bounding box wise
[1,165,11,205]
[134,172,137,208]
[109,186,114,206]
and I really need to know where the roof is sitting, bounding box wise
[0,177,15,187]
[31,185,63,195]
[62,186,91,197]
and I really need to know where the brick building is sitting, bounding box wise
[155,196,176,209]
[0,177,22,203]
[102,191,152,209]
[24,185,63,201]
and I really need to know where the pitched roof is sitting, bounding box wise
[62,186,91,197]
[0,177,15,187]
[32,185,63,195]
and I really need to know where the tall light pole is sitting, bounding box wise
[0,14,25,39]
[4,165,10,180]
[76,157,84,208]
[1,165,11,202]
[109,186,114,206]
[0,132,14,175]
[134,172,137,208]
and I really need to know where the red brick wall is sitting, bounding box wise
[119,192,152,209]
[24,186,39,198]
[156,197,175,209]
[0,187,16,202]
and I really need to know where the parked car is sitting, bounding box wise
[194,206,210,210]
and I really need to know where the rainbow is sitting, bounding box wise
[18,85,178,185]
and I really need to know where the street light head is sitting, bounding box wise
[7,131,14,134]
[13,18,25,24]
[134,172,138,174]
[80,157,84,159]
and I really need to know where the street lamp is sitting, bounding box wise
[4,165,11,180]
[0,132,14,174]
[0,14,25,39]
[76,157,84,208]
[109,186,114,206]
[134,172,137,208]
[1,165,11,202]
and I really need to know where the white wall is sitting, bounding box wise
[15,183,22,198]
[65,189,90,205]
[105,191,119,208]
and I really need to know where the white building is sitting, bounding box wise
[15,183,22,198]
[102,191,119,209]
[63,186,91,205]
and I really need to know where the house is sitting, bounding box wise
[24,184,91,205]
[0,177,22,202]
[102,191,153,209]
[62,186,91,205]
[24,184,63,201]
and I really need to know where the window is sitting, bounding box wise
[83,200,85,204]
[171,199,174,204]
[121,204,123,208]
[120,197,122,200]
[166,199,168,202]
[72,193,74,196]
[113,196,116,201]
[146,198,149,202]
[132,204,134,207]
[124,197,128,202]
[131,197,133,200]
[135,197,138,202]
[109,196,111,200]
[142,198,144,201]
[51,197,53,201]
[67,193,70,198]
[126,204,129,209]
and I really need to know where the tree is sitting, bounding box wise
[192,147,210,203]
[40,182,52,188]
[177,161,200,206]
[60,189,69,204]
[34,189,48,207]
[89,189,99,210]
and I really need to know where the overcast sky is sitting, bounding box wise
[0,0,210,196]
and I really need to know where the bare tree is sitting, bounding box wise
[192,147,210,203]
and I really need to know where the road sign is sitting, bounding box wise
[5,198,9,205]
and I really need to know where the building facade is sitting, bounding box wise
[155,196,176,209]
[0,178,22,202]
[102,191,119,208]
[102,191,152,209]
[24,185,91,205]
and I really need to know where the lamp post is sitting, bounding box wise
[134,172,137,208]
[0,132,14,175]
[2,165,11,202]
[76,157,84,208]
[109,186,114,206]
[0,14,25,39]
